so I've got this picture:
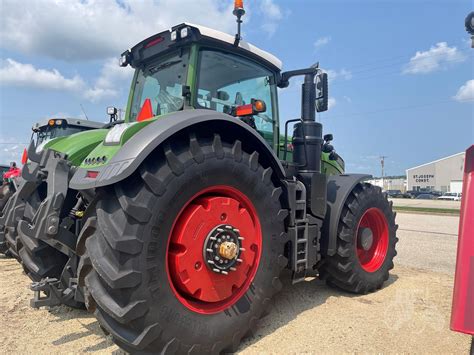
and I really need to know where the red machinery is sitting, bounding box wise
[451,145,474,352]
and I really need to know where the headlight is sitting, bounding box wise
[35,140,49,153]
[171,30,177,41]
[104,122,135,145]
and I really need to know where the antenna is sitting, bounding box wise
[80,104,90,120]
[233,0,245,46]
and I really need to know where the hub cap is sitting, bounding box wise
[356,208,389,272]
[167,186,262,314]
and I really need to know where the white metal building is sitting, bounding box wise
[367,177,407,192]
[406,152,465,192]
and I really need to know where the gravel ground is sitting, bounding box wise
[0,213,471,354]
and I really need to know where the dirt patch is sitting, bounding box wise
[0,255,470,354]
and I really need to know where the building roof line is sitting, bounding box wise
[406,152,465,171]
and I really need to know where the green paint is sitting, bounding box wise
[79,117,161,168]
[187,44,199,103]
[321,151,344,174]
[124,69,139,123]
[46,129,108,166]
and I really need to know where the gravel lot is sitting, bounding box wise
[0,212,471,354]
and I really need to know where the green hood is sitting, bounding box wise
[44,128,109,167]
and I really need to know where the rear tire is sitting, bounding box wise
[321,183,398,293]
[0,182,15,256]
[81,132,287,353]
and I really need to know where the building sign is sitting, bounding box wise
[413,174,435,183]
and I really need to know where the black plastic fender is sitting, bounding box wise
[70,109,286,190]
[320,174,371,256]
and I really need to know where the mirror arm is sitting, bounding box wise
[278,66,320,88]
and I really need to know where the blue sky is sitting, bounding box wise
[0,0,472,176]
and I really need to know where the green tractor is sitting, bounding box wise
[16,4,397,352]
[0,117,106,308]
[0,118,105,259]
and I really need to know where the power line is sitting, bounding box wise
[334,46,471,73]
[324,97,472,120]
[331,54,473,88]
[0,142,29,145]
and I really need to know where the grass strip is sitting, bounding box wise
[393,206,460,215]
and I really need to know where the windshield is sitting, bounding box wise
[129,49,189,121]
[36,125,88,146]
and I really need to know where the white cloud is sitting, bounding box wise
[0,58,85,91]
[0,136,26,165]
[259,0,283,36]
[314,36,331,49]
[0,57,133,103]
[84,58,134,102]
[453,80,474,102]
[328,97,337,110]
[403,42,466,75]
[326,68,352,82]
[0,0,235,61]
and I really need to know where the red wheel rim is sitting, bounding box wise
[166,185,262,314]
[356,207,389,272]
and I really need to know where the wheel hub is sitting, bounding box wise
[203,225,244,274]
[357,227,374,251]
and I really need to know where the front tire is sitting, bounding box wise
[81,132,287,353]
[321,183,398,293]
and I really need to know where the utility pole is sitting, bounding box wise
[380,155,387,190]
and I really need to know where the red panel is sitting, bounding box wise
[21,148,28,165]
[86,170,99,179]
[145,36,164,48]
[136,98,154,122]
[451,145,474,335]
[4,167,21,179]
[236,104,253,117]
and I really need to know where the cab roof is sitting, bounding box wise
[33,118,104,131]
[184,23,282,70]
[128,23,283,72]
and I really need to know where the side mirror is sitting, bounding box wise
[316,72,328,112]
[323,133,333,142]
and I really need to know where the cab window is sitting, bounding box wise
[130,49,189,121]
[196,49,276,143]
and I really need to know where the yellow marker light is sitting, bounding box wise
[48,119,55,126]
[254,100,266,112]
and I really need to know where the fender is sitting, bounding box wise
[320,173,371,256]
[70,109,286,190]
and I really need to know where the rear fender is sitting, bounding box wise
[321,174,372,256]
[70,109,286,190]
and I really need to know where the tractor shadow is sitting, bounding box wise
[239,270,399,351]
[42,271,398,353]
[47,306,116,352]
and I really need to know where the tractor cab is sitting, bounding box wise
[121,23,285,150]
[33,118,104,151]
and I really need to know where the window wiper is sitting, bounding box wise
[149,60,182,74]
